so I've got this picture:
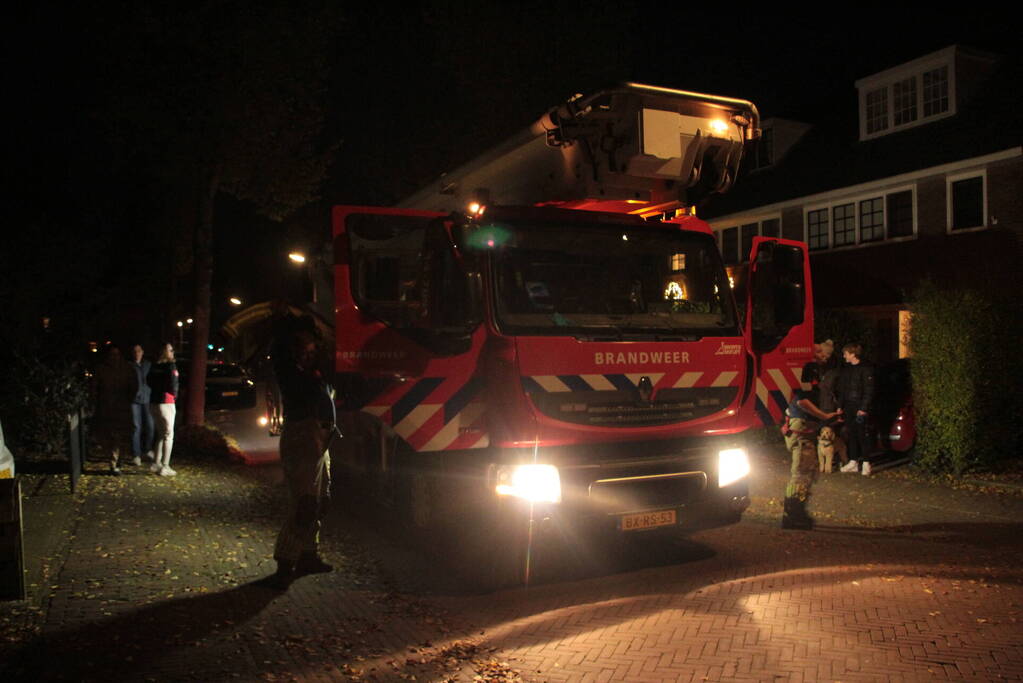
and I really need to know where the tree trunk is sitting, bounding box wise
[186,167,220,426]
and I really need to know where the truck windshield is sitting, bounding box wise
[489,220,738,338]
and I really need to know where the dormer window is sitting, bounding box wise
[865,89,888,134]
[856,46,969,141]
[922,66,949,117]
[892,77,917,126]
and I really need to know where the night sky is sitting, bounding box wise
[6,2,1019,347]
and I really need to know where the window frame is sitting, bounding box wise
[713,215,782,265]
[859,56,956,140]
[922,65,950,118]
[803,185,917,250]
[946,170,988,233]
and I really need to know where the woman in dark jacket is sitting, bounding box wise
[148,343,180,476]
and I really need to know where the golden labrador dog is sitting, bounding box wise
[817,425,848,473]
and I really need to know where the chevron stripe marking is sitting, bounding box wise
[535,376,572,393]
[393,404,442,440]
[421,400,487,451]
[791,365,809,391]
[579,374,616,390]
[390,377,444,426]
[711,371,738,387]
[755,378,771,412]
[767,368,795,402]
[674,372,704,388]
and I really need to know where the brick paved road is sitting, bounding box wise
[3,448,1022,682]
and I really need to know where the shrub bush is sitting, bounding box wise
[908,279,1022,473]
[1,351,89,456]
[175,423,243,461]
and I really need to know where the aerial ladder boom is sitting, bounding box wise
[398,82,760,217]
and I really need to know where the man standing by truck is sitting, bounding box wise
[266,324,337,589]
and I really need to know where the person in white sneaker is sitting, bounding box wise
[835,343,875,475]
[148,343,179,476]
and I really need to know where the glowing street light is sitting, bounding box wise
[229,297,242,306]
[288,252,307,264]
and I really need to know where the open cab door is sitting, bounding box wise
[744,237,814,426]
[332,206,489,453]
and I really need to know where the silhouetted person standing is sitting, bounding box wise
[128,344,154,466]
[93,345,135,475]
[267,326,337,589]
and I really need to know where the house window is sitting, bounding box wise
[833,203,856,247]
[859,197,884,242]
[887,190,914,237]
[892,77,918,126]
[670,253,686,271]
[923,66,949,117]
[740,223,758,262]
[950,176,984,230]
[805,188,914,250]
[807,209,829,250]
[761,218,780,238]
[859,56,956,140]
[722,226,738,263]
[865,88,888,134]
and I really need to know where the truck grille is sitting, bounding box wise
[588,472,707,514]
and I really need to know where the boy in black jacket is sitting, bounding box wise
[836,343,875,475]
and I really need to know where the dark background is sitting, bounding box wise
[5,2,1019,348]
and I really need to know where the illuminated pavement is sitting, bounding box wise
[3,445,1022,681]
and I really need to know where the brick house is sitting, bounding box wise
[703,46,1021,364]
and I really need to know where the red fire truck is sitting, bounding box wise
[332,83,813,588]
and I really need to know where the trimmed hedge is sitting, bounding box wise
[908,279,1022,473]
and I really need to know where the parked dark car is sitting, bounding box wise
[204,362,258,411]
[871,358,916,454]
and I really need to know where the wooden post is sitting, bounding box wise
[0,477,26,601]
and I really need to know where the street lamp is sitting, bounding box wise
[229,297,242,306]
[176,319,194,351]
[288,251,317,302]
[287,246,332,311]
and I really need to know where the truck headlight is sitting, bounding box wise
[718,448,750,487]
[494,464,561,503]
